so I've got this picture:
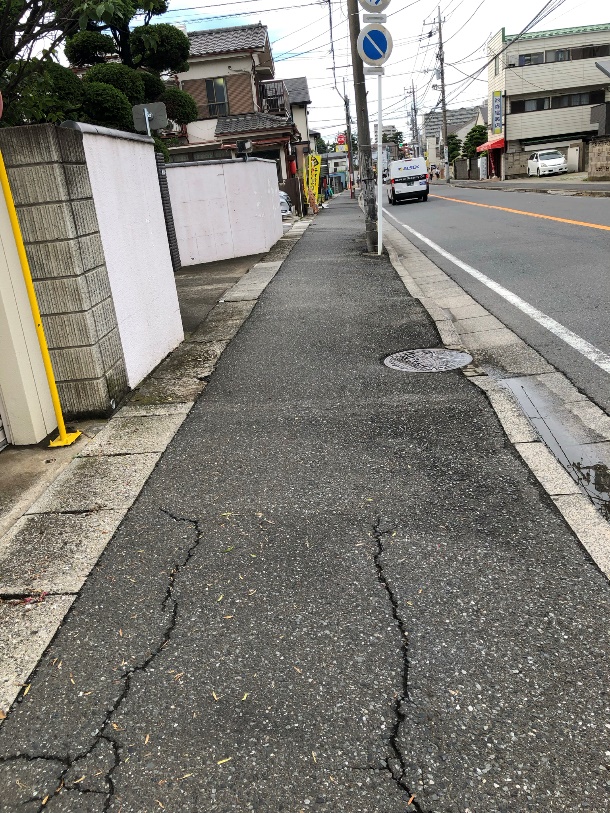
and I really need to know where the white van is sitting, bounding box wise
[387,158,429,204]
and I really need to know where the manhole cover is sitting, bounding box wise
[384,348,473,373]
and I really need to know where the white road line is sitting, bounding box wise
[383,208,610,375]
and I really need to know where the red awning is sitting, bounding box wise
[477,135,505,152]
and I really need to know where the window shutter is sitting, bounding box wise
[227,74,255,115]
[181,79,210,119]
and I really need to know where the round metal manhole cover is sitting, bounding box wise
[384,348,473,373]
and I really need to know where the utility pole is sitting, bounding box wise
[411,80,420,157]
[347,0,376,252]
[437,4,450,183]
[343,78,355,199]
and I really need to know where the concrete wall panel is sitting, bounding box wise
[81,131,183,388]
[166,159,282,267]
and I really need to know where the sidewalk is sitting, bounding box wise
[444,173,610,196]
[1,197,609,813]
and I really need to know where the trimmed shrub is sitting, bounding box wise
[139,70,165,102]
[130,23,190,72]
[65,31,116,66]
[157,87,197,124]
[84,63,145,105]
[153,136,170,161]
[80,82,134,131]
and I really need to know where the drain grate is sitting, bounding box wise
[384,348,473,373]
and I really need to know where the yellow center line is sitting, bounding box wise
[430,193,610,232]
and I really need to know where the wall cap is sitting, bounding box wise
[165,157,277,169]
[61,121,154,145]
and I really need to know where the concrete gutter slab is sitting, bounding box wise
[78,415,187,457]
[0,596,75,712]
[26,453,161,513]
[0,510,124,594]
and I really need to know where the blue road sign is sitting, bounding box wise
[357,23,393,66]
[358,0,391,11]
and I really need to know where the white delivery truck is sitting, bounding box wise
[386,157,429,204]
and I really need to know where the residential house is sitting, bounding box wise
[169,23,308,182]
[423,105,484,163]
[487,22,610,177]
[448,105,488,143]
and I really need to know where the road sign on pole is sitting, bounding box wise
[357,2,392,256]
[358,0,391,11]
[357,23,393,66]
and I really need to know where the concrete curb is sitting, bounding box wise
[384,217,610,583]
[0,216,315,720]
[451,182,610,197]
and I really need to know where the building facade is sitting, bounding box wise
[487,23,610,176]
[168,24,311,182]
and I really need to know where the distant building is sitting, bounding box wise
[423,107,481,139]
[374,123,399,142]
[487,22,610,177]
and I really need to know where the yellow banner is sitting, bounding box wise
[308,153,321,202]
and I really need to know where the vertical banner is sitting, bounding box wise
[492,91,503,135]
[308,153,321,201]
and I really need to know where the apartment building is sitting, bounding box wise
[487,23,610,176]
[169,24,310,181]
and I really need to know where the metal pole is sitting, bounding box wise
[437,5,450,183]
[377,72,383,256]
[347,0,377,252]
[0,150,80,448]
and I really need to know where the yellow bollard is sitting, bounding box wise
[0,149,80,447]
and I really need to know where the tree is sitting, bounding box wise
[158,87,197,125]
[382,129,403,145]
[315,136,328,153]
[0,0,192,126]
[80,81,133,131]
[447,133,462,164]
[462,124,488,159]
[84,63,145,105]
[0,0,134,116]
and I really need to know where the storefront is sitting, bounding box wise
[477,134,505,178]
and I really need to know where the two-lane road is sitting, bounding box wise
[383,185,610,410]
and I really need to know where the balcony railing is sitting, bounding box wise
[260,80,288,116]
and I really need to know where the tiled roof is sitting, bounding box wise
[283,77,311,105]
[188,24,268,57]
[506,22,610,41]
[215,113,294,136]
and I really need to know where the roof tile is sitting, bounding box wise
[188,24,268,57]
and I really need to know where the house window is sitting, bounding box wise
[510,97,549,113]
[550,90,605,108]
[205,78,228,117]
[518,52,544,66]
[494,55,499,76]
[545,48,570,62]
[570,44,610,60]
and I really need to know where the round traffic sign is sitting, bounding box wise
[358,0,392,11]
[357,24,393,66]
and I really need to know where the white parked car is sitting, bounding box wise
[527,150,568,177]
[279,192,291,217]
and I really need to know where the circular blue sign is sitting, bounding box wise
[363,28,388,61]
[357,24,393,66]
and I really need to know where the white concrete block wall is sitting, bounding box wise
[81,128,184,388]
[166,159,283,267]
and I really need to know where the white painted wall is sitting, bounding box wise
[0,188,56,444]
[166,158,283,266]
[185,119,218,146]
[81,127,183,388]
[178,55,252,82]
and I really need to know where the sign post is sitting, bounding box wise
[356,0,392,256]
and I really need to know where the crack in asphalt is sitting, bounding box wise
[0,508,204,813]
[371,516,424,813]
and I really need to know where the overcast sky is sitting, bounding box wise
[151,0,608,143]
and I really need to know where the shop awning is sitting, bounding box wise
[477,135,505,152]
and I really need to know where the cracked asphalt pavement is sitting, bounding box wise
[1,197,609,812]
